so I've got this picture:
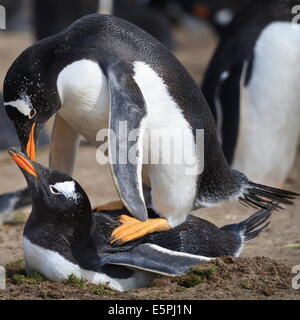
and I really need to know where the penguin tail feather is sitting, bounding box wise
[221,206,273,243]
[239,181,299,211]
[238,206,273,242]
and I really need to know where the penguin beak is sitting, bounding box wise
[26,122,36,161]
[193,4,210,18]
[9,148,38,178]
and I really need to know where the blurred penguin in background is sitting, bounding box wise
[147,0,249,36]
[202,0,300,187]
[33,0,99,40]
[192,0,250,36]
[33,0,174,49]
[0,0,49,151]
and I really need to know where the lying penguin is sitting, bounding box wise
[202,0,300,187]
[2,14,297,244]
[9,148,274,291]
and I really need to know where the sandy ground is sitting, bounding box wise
[0,26,299,299]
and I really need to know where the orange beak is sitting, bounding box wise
[194,4,210,19]
[9,150,37,178]
[26,122,36,161]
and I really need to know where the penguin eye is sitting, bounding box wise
[49,185,60,195]
[28,108,36,119]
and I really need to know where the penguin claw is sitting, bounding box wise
[110,215,170,245]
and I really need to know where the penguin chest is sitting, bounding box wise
[23,236,153,291]
[234,22,300,185]
[57,59,110,145]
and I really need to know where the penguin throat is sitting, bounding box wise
[28,200,95,241]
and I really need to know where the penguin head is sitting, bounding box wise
[8,148,92,225]
[3,40,61,161]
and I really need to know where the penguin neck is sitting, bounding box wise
[198,133,248,205]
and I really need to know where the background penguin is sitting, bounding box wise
[9,148,274,291]
[147,0,247,36]
[191,0,250,36]
[1,14,298,244]
[202,0,300,187]
[32,0,174,49]
[112,0,175,50]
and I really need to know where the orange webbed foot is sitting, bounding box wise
[110,216,170,245]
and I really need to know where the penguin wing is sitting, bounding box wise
[202,53,247,165]
[101,243,212,276]
[107,63,148,222]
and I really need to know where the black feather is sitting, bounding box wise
[238,207,274,242]
[240,182,299,210]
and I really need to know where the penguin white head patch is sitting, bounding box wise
[4,93,36,119]
[50,180,78,200]
[214,8,234,26]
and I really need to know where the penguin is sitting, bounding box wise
[190,0,249,36]
[33,0,174,49]
[202,0,300,187]
[32,0,99,40]
[9,148,274,291]
[147,0,245,36]
[2,14,298,244]
[112,0,175,50]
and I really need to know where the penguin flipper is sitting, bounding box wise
[0,188,31,223]
[203,58,245,165]
[102,243,212,276]
[107,64,148,222]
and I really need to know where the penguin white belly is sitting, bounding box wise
[233,22,300,187]
[57,59,198,226]
[133,61,198,226]
[23,237,154,291]
[57,59,110,146]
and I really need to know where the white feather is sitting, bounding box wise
[57,59,110,145]
[23,237,154,291]
[56,59,199,227]
[133,61,198,227]
[51,180,77,200]
[4,94,32,117]
[233,22,300,186]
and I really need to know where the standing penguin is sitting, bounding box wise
[202,0,300,187]
[2,14,297,243]
[9,148,274,290]
[33,0,174,49]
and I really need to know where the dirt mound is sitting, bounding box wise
[1,257,299,300]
